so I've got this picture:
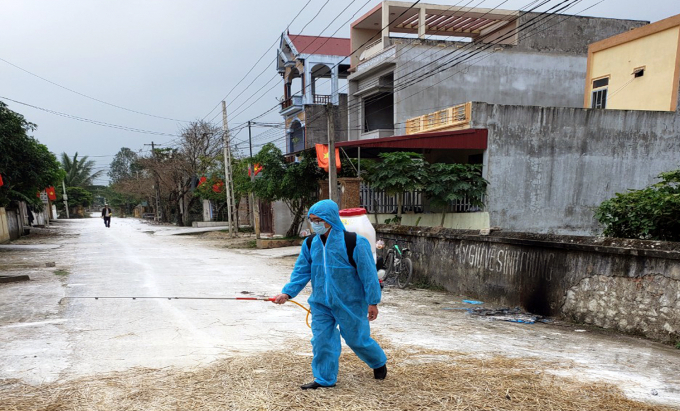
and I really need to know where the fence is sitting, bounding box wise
[313,94,332,105]
[405,102,472,134]
[360,183,484,214]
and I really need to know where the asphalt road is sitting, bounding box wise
[1,216,679,408]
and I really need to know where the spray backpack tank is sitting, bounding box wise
[339,208,377,263]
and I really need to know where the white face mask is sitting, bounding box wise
[310,221,329,235]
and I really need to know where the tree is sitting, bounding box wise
[61,152,104,187]
[0,101,64,207]
[108,147,140,184]
[194,158,252,225]
[363,152,428,220]
[251,143,323,236]
[126,121,224,225]
[595,169,680,241]
[424,163,488,226]
[56,187,93,217]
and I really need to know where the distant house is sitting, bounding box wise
[584,13,680,111]
[334,2,680,235]
[276,32,351,155]
[346,1,646,140]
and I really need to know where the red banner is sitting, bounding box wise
[0,174,3,187]
[248,163,263,177]
[47,186,57,201]
[315,144,341,172]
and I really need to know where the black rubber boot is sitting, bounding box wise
[373,364,387,380]
[300,381,335,390]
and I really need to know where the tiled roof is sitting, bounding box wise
[289,34,351,57]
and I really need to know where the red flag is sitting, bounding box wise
[212,180,224,193]
[0,174,3,187]
[248,163,263,177]
[315,144,341,172]
[47,186,57,201]
[198,176,207,186]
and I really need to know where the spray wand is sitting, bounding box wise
[60,296,312,328]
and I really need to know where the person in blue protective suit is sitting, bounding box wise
[272,199,387,389]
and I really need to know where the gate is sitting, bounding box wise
[259,201,273,233]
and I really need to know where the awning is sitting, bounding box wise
[336,128,487,157]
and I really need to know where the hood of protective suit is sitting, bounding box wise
[308,200,345,232]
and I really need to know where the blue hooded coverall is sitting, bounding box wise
[282,200,387,386]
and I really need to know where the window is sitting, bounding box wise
[633,67,645,78]
[591,88,608,109]
[592,77,609,89]
[591,76,609,109]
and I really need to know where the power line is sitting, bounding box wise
[307,0,583,131]
[224,0,424,127]
[0,95,180,137]
[0,57,191,123]
[200,0,317,120]
[212,0,371,126]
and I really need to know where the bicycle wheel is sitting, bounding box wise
[396,257,413,289]
[384,251,395,280]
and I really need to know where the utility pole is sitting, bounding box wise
[222,101,236,238]
[326,103,338,202]
[145,141,162,222]
[61,180,69,219]
[248,121,261,239]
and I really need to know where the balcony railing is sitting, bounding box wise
[359,38,384,62]
[405,102,472,135]
[313,94,332,105]
[280,95,302,112]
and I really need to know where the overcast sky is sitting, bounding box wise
[1,0,678,185]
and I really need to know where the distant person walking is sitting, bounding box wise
[101,204,112,227]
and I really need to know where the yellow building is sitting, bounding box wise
[584,13,680,111]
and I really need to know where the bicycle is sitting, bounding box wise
[377,238,413,289]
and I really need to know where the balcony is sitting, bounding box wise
[405,102,472,135]
[313,94,332,105]
[358,38,383,62]
[280,95,303,115]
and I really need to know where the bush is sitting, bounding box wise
[594,170,680,241]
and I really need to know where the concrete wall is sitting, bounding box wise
[0,207,9,243]
[515,13,647,55]
[272,200,294,237]
[391,44,590,135]
[5,208,21,240]
[369,212,489,229]
[347,16,646,140]
[304,94,348,148]
[470,102,680,235]
[377,225,680,344]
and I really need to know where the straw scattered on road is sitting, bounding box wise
[0,339,675,411]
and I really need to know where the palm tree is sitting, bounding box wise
[61,152,105,187]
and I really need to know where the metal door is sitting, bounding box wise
[259,201,273,233]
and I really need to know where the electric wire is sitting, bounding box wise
[216,0,423,129]
[0,95,180,137]
[240,0,526,133]
[203,0,338,125]
[303,0,585,133]
[0,57,191,123]
[218,0,373,125]
[200,0,316,120]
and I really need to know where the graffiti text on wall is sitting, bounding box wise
[456,243,555,281]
